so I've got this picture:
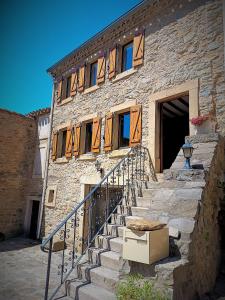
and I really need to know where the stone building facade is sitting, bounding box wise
[44,0,225,234]
[0,108,50,239]
[24,108,50,239]
[42,0,225,298]
[0,109,36,238]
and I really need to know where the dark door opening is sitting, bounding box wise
[29,200,40,239]
[160,96,189,171]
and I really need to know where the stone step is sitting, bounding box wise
[68,281,116,300]
[135,197,200,218]
[95,235,123,254]
[131,206,162,220]
[104,224,123,237]
[116,205,131,215]
[118,226,124,238]
[163,169,205,181]
[77,262,95,281]
[111,213,127,225]
[100,250,125,271]
[154,257,188,285]
[110,237,123,253]
[90,266,120,293]
[145,180,205,189]
[87,248,108,266]
[142,187,202,201]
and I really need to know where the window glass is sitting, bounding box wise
[119,112,130,148]
[122,42,133,72]
[65,76,71,98]
[61,130,67,157]
[85,122,93,153]
[48,190,55,203]
[90,62,98,87]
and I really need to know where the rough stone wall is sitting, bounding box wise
[187,136,224,299]
[0,109,37,238]
[44,0,225,235]
[169,135,225,299]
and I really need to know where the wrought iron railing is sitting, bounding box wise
[41,145,157,300]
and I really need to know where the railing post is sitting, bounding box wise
[44,237,53,300]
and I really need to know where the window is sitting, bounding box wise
[122,42,133,72]
[65,75,71,98]
[61,76,71,100]
[90,61,98,87]
[61,130,67,157]
[45,186,57,207]
[118,112,130,148]
[48,190,55,203]
[85,122,93,153]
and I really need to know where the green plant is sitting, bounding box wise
[116,274,170,300]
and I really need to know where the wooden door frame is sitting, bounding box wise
[148,79,199,173]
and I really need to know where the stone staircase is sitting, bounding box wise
[64,174,202,299]
[47,134,225,300]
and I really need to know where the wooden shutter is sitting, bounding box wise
[78,66,85,92]
[133,32,144,67]
[65,127,73,159]
[74,123,81,157]
[57,81,62,103]
[52,132,58,161]
[108,48,116,79]
[91,117,101,153]
[104,113,113,152]
[97,56,106,84]
[130,105,142,147]
[70,72,77,96]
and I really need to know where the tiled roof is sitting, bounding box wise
[26,107,51,118]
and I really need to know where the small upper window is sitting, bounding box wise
[85,122,93,153]
[61,76,71,100]
[65,75,71,99]
[118,112,130,148]
[90,61,98,87]
[61,130,67,157]
[122,42,133,72]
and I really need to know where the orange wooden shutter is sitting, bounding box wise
[91,117,101,153]
[104,113,113,152]
[78,66,85,92]
[97,56,106,84]
[57,81,62,103]
[65,127,73,159]
[133,32,144,67]
[52,132,58,161]
[70,72,77,96]
[74,123,81,157]
[108,48,116,79]
[130,105,142,147]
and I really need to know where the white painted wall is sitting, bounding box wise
[38,114,50,140]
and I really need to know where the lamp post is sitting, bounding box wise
[181,141,194,170]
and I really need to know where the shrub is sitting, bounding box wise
[116,274,170,300]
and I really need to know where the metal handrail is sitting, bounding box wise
[41,144,157,300]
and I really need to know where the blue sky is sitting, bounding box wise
[0,0,142,115]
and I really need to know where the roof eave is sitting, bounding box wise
[47,0,148,75]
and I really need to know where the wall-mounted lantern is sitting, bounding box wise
[181,141,194,169]
[95,159,103,175]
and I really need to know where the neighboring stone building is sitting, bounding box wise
[0,109,36,238]
[0,108,50,239]
[24,108,50,239]
[42,0,225,299]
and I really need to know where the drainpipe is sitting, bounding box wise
[37,81,55,239]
